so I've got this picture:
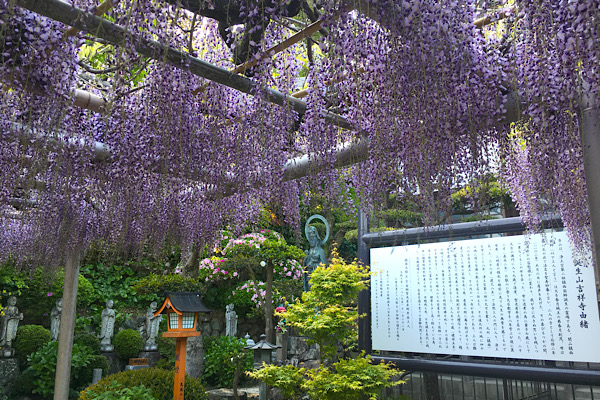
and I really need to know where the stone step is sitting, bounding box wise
[207,388,248,400]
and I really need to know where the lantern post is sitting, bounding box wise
[245,334,280,400]
[154,292,210,400]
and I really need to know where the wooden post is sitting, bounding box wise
[174,337,188,400]
[53,249,80,400]
[265,261,274,344]
[357,208,372,354]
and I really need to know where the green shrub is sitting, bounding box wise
[74,333,102,354]
[202,336,253,388]
[51,270,96,308]
[113,329,143,361]
[156,336,176,370]
[132,274,203,302]
[18,268,96,324]
[0,262,28,309]
[81,381,158,400]
[248,364,305,399]
[26,341,96,399]
[10,368,37,397]
[74,354,110,391]
[249,255,402,400]
[79,368,208,400]
[13,325,52,368]
[304,355,400,400]
[80,263,156,309]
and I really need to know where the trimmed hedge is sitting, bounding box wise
[74,333,102,354]
[13,325,52,368]
[79,368,208,400]
[112,329,143,361]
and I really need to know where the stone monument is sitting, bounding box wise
[0,296,23,357]
[99,300,115,352]
[143,301,161,351]
[225,303,238,337]
[50,298,63,341]
[303,214,329,292]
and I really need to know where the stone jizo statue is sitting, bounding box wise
[99,300,116,352]
[225,303,238,337]
[144,301,161,351]
[0,296,23,357]
[50,298,63,341]
[303,215,329,292]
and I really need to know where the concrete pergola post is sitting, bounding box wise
[53,248,81,400]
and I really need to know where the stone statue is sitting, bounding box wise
[143,301,161,351]
[50,298,63,341]
[0,296,23,357]
[303,215,329,292]
[225,303,238,337]
[99,300,116,352]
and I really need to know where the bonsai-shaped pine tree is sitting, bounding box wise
[249,252,402,400]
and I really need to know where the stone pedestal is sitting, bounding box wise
[185,336,204,379]
[0,358,20,396]
[101,351,121,375]
[288,336,319,362]
[275,332,288,362]
[138,350,162,367]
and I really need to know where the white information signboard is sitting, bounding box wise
[371,231,600,362]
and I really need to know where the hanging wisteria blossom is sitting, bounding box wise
[0,0,599,267]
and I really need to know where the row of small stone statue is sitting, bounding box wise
[0,296,162,357]
[97,299,162,352]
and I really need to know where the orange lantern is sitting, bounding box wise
[155,292,210,400]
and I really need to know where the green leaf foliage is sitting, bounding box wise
[202,336,253,388]
[248,354,400,400]
[249,254,403,400]
[304,354,401,400]
[0,261,28,311]
[282,253,369,359]
[83,381,158,400]
[79,368,207,400]
[74,332,102,354]
[52,270,96,308]
[26,341,95,399]
[80,263,155,309]
[247,364,305,399]
[16,268,95,324]
[132,274,203,302]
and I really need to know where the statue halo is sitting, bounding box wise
[304,214,330,246]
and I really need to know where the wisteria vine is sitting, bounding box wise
[0,0,599,267]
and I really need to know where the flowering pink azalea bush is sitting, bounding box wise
[200,230,304,317]
[228,280,286,317]
[198,256,237,282]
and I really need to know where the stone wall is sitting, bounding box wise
[0,358,20,397]
[199,310,265,342]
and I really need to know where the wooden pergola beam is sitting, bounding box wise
[232,20,323,75]
[64,0,114,37]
